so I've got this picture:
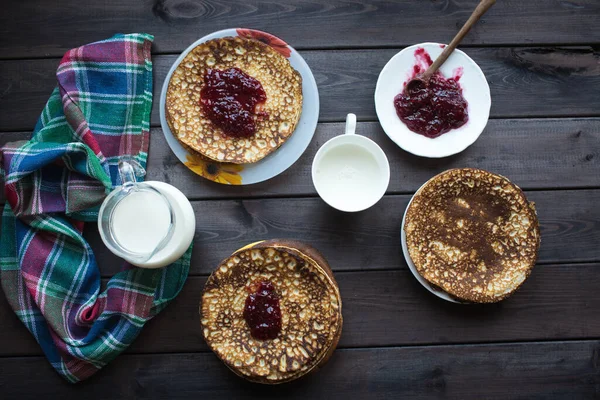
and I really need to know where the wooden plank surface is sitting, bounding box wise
[0,341,598,399]
[1,0,599,395]
[0,188,598,276]
[2,47,600,131]
[2,0,600,59]
[1,118,599,202]
[79,189,600,277]
[2,264,600,357]
[146,118,600,198]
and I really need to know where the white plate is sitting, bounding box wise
[401,177,469,304]
[375,42,491,158]
[159,28,319,185]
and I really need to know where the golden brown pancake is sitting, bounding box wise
[404,168,540,303]
[200,240,342,384]
[166,36,302,164]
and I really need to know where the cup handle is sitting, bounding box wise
[345,113,357,135]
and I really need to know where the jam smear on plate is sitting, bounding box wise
[394,48,469,138]
[200,67,267,138]
[243,280,282,340]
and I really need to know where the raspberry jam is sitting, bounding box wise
[393,48,469,138]
[200,67,267,138]
[243,281,282,340]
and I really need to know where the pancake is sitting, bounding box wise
[404,168,540,303]
[200,240,342,384]
[166,36,303,164]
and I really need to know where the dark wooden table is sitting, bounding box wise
[1,1,599,398]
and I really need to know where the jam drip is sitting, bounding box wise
[394,48,469,138]
[243,281,282,340]
[200,67,267,138]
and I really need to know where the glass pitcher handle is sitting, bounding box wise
[118,159,146,189]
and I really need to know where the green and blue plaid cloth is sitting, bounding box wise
[0,34,190,383]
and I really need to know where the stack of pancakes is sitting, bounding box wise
[404,168,540,303]
[200,240,342,384]
[166,36,303,164]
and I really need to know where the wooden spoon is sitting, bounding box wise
[405,0,496,93]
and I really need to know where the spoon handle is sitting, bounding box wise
[421,0,496,81]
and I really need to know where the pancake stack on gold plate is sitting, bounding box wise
[404,168,541,303]
[166,36,303,164]
[200,240,342,384]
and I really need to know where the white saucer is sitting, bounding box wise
[401,178,469,304]
[375,42,491,158]
[159,28,319,185]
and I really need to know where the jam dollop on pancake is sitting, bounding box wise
[200,67,267,138]
[166,37,303,164]
[243,280,282,340]
[404,168,540,303]
[201,240,342,384]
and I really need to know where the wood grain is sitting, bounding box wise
[2,0,600,59]
[79,189,600,276]
[0,341,598,398]
[0,188,597,276]
[144,118,600,198]
[2,119,598,202]
[1,1,599,396]
[3,264,600,357]
[2,47,600,131]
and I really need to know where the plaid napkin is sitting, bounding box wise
[0,34,190,383]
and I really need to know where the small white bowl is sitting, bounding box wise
[375,42,491,158]
[312,114,390,212]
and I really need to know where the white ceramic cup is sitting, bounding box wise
[312,114,390,212]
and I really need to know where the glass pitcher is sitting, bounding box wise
[97,159,176,265]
